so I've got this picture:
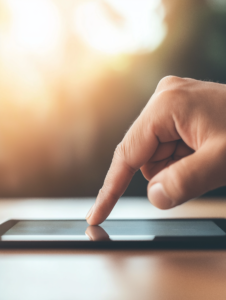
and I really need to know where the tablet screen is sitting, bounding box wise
[1,220,225,241]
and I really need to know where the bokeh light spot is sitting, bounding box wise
[7,0,61,55]
[74,0,167,55]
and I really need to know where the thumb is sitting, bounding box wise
[147,139,226,209]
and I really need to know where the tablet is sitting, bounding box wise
[0,218,226,249]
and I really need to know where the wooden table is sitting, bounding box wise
[0,197,226,300]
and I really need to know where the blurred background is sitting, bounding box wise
[0,0,226,198]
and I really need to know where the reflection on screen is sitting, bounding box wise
[1,220,225,241]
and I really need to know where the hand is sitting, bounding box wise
[86,76,226,225]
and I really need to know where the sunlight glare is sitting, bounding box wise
[7,0,61,55]
[74,0,167,55]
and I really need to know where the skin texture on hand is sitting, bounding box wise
[86,76,226,225]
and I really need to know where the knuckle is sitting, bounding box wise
[114,142,126,160]
[158,75,183,89]
[114,141,137,174]
[115,132,133,161]
[155,82,190,110]
[157,76,191,96]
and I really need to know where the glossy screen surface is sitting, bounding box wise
[1,220,225,241]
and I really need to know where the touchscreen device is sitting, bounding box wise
[0,219,226,249]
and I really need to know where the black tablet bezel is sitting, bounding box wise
[0,218,226,249]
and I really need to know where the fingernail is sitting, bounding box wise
[148,183,173,209]
[86,204,94,220]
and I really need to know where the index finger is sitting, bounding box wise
[86,105,159,225]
